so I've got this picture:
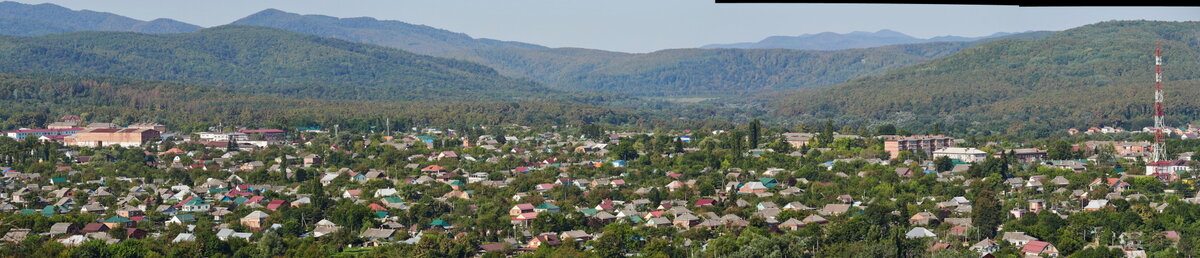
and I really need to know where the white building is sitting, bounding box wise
[1147,160,1192,175]
[933,147,988,163]
[197,132,249,142]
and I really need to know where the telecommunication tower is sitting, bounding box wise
[1151,43,1166,163]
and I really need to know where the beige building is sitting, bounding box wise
[884,135,955,160]
[65,128,160,147]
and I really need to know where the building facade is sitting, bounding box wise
[884,135,956,160]
[932,147,987,163]
[65,128,160,147]
[5,128,84,140]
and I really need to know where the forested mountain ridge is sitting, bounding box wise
[0,1,200,35]
[231,8,546,57]
[771,20,1200,137]
[452,42,976,96]
[701,29,1017,50]
[230,8,1018,97]
[0,25,553,101]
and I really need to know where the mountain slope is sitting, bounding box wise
[771,21,1200,136]
[701,30,1017,51]
[0,1,200,35]
[233,9,993,97]
[231,9,545,57]
[0,25,552,101]
[454,42,975,96]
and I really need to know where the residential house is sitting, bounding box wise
[905,227,937,239]
[673,213,700,228]
[241,210,269,229]
[909,211,939,225]
[527,234,562,249]
[1021,241,1059,257]
[819,204,852,216]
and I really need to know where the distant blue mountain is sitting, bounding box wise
[702,30,1019,51]
[0,1,200,36]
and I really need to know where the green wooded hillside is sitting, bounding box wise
[454,42,974,96]
[0,73,636,132]
[771,21,1200,137]
[230,8,1003,97]
[0,25,552,101]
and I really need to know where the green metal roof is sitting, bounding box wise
[430,219,451,227]
[105,216,132,223]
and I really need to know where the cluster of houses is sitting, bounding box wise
[1068,124,1200,140]
[1,120,1198,256]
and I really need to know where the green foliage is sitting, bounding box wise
[934,156,953,172]
[0,25,552,102]
[468,43,974,97]
[748,119,761,149]
[774,21,1200,139]
[972,190,1003,238]
[0,73,641,132]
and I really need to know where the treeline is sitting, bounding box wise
[0,73,641,132]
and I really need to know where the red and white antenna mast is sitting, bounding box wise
[1152,42,1166,163]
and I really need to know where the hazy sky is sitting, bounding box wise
[11,0,1200,53]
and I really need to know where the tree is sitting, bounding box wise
[972,190,1002,238]
[877,124,897,136]
[591,223,637,257]
[934,156,954,172]
[582,124,604,140]
[70,239,112,258]
[225,133,240,152]
[818,120,835,147]
[748,119,761,149]
[1047,140,1078,160]
[1096,144,1118,167]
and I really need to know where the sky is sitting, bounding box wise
[10,0,1200,53]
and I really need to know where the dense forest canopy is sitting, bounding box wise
[0,25,552,102]
[0,73,651,132]
[770,21,1200,138]
[231,8,1030,97]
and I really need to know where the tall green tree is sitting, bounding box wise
[748,119,761,149]
[818,120,835,147]
[934,156,954,172]
[972,190,1002,238]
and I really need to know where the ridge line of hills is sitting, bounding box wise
[1,1,1038,97]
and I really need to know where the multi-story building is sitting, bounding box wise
[1009,148,1048,163]
[1077,141,1153,159]
[1147,160,1192,175]
[884,135,956,160]
[128,123,168,133]
[782,132,862,148]
[65,128,160,147]
[933,147,987,163]
[197,132,249,142]
[5,128,84,140]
